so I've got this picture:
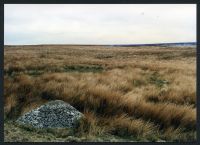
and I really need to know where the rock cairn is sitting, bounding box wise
[16,100,83,129]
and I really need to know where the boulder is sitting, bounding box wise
[16,100,83,129]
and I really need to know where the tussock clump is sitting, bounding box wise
[4,94,18,119]
[76,111,108,137]
[103,114,157,138]
[143,87,196,106]
[126,100,196,130]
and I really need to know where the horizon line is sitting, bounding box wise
[4,42,196,46]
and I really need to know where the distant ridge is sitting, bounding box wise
[4,42,196,47]
[112,42,196,47]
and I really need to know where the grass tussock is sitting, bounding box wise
[103,114,156,138]
[143,87,196,106]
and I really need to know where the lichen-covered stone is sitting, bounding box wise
[16,100,83,129]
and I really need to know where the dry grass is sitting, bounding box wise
[4,45,196,142]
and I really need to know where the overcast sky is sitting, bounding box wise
[4,4,196,45]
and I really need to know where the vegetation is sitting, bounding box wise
[4,45,196,142]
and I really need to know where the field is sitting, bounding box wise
[4,45,196,142]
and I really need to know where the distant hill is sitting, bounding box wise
[112,42,196,47]
[4,42,196,47]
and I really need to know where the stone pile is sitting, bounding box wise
[17,100,83,129]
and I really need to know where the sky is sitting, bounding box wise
[4,4,196,45]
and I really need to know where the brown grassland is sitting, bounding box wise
[4,45,196,142]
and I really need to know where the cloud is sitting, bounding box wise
[4,4,196,45]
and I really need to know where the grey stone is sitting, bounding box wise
[16,100,83,129]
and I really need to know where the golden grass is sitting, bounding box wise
[76,110,109,137]
[4,45,196,141]
[102,114,157,138]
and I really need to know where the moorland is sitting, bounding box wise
[4,45,196,142]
